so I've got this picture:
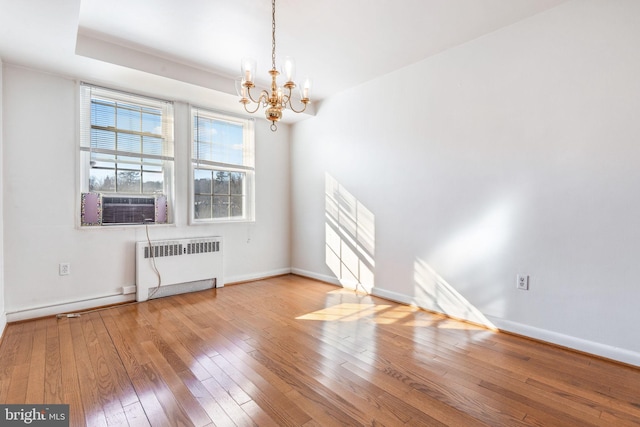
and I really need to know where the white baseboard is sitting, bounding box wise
[485,315,640,367]
[290,268,342,286]
[220,268,293,286]
[369,287,420,306]
[5,269,293,323]
[6,293,136,323]
[0,311,7,341]
[292,270,640,368]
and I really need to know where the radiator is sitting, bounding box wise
[135,236,223,302]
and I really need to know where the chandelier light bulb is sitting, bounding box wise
[241,57,256,83]
[301,77,312,100]
[281,56,296,83]
[277,87,284,103]
[235,77,247,99]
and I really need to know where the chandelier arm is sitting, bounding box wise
[242,91,270,114]
[287,101,308,114]
[285,87,309,114]
[245,87,270,105]
[242,100,264,114]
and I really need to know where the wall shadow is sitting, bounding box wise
[325,173,375,293]
[414,258,496,329]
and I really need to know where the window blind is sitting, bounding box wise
[192,107,254,170]
[80,83,174,162]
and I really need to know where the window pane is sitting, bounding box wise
[194,195,212,219]
[230,196,243,217]
[117,170,141,193]
[194,169,212,194]
[142,172,163,193]
[142,111,162,134]
[230,172,244,195]
[211,121,244,165]
[91,153,116,169]
[90,168,115,192]
[91,128,116,151]
[92,101,115,127]
[116,155,142,170]
[117,105,141,132]
[143,136,162,156]
[143,160,162,173]
[196,117,213,142]
[118,132,141,154]
[213,171,229,195]
[213,196,229,218]
[195,142,212,161]
[193,117,244,165]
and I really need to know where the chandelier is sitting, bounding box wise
[237,0,311,131]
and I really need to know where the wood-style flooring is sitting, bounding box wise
[1,274,639,426]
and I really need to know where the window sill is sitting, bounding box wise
[77,222,176,231]
[190,218,255,225]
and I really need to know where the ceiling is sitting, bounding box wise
[0,0,567,120]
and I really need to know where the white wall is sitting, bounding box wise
[2,65,291,320]
[0,57,6,337]
[291,0,640,366]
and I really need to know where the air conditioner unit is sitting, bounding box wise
[81,193,168,226]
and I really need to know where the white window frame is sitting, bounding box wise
[78,83,175,226]
[190,107,255,223]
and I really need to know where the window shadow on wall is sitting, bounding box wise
[412,200,516,329]
[325,173,375,293]
[414,258,496,329]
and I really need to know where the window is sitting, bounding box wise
[191,108,255,222]
[79,84,174,225]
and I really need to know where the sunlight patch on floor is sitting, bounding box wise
[296,301,488,329]
[296,303,391,322]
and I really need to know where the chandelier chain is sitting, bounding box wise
[271,0,276,71]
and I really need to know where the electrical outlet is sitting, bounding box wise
[59,263,70,276]
[516,274,529,290]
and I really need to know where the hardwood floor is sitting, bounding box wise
[1,274,639,426]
